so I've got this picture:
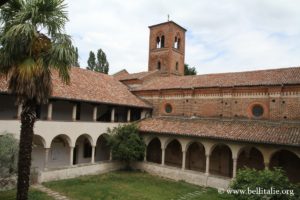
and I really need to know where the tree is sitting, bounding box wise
[87,51,96,71]
[0,1,75,199]
[230,168,300,200]
[96,48,109,74]
[73,47,80,67]
[87,49,109,74]
[107,124,145,168]
[184,64,197,75]
[0,133,19,178]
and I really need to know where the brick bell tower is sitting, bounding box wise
[148,21,186,76]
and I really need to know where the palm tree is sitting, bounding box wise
[0,1,75,199]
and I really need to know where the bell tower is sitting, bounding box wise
[148,21,186,76]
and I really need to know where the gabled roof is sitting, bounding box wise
[133,67,300,91]
[0,67,151,108]
[149,21,187,32]
[139,117,300,146]
[115,70,160,81]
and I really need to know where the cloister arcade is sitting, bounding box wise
[32,133,111,171]
[144,136,300,183]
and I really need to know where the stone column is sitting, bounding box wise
[44,148,50,170]
[232,157,237,178]
[264,162,269,170]
[70,147,74,166]
[182,150,186,170]
[72,104,77,121]
[111,108,115,122]
[127,109,131,122]
[93,106,98,121]
[91,146,96,164]
[144,149,147,162]
[47,103,53,120]
[17,104,22,119]
[109,150,113,161]
[161,147,165,166]
[205,154,210,175]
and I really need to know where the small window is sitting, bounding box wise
[175,62,178,71]
[156,36,160,48]
[252,105,264,117]
[157,61,161,70]
[165,104,172,113]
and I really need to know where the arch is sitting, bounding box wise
[270,149,300,183]
[186,142,206,172]
[95,134,110,162]
[32,135,46,169]
[209,144,233,177]
[74,134,93,164]
[33,134,46,148]
[48,134,72,168]
[146,137,162,164]
[237,146,264,170]
[165,139,182,168]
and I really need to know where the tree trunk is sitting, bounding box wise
[16,99,37,200]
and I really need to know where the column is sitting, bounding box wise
[127,109,131,122]
[109,150,113,161]
[264,162,269,170]
[144,149,147,162]
[69,147,74,166]
[161,147,165,166]
[17,104,22,119]
[205,154,210,175]
[47,103,53,120]
[232,157,237,178]
[91,146,95,164]
[182,150,186,170]
[111,108,115,122]
[93,106,98,121]
[44,148,50,170]
[72,104,77,121]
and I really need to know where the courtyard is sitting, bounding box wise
[0,171,233,200]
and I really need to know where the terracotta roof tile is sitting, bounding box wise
[139,117,300,146]
[133,67,300,91]
[116,70,159,81]
[0,67,151,108]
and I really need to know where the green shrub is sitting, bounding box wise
[0,133,19,177]
[106,123,145,169]
[230,168,299,200]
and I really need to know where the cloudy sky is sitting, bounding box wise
[65,0,300,75]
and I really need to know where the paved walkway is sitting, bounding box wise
[32,184,70,200]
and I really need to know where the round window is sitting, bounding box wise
[252,105,264,117]
[165,104,172,113]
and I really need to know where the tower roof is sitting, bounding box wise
[148,20,187,32]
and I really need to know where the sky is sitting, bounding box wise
[65,0,300,75]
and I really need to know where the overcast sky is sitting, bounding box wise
[65,0,300,75]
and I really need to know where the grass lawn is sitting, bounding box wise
[0,188,54,200]
[44,171,234,200]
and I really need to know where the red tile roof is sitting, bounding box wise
[139,117,300,146]
[115,70,159,81]
[0,67,151,108]
[133,67,300,91]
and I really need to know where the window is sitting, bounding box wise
[83,139,92,158]
[252,105,264,117]
[165,104,172,113]
[156,35,165,48]
[161,35,165,48]
[175,62,178,71]
[157,61,161,70]
[174,36,180,49]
